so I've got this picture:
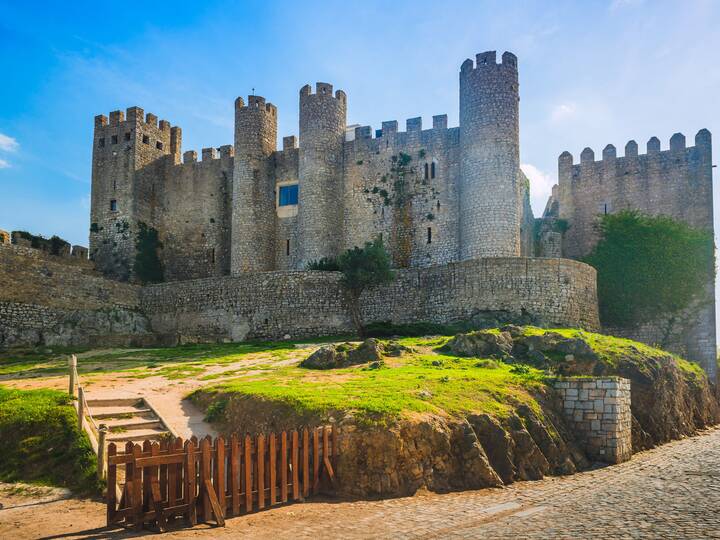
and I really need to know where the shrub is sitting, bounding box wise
[306,257,341,271]
[134,221,164,284]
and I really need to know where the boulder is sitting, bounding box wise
[301,338,385,370]
[443,330,513,359]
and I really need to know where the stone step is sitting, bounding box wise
[106,419,163,432]
[86,397,145,408]
[91,407,154,419]
[107,428,171,443]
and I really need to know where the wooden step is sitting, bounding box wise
[91,407,154,419]
[86,397,145,408]
[107,420,163,432]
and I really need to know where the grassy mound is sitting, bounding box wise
[0,387,100,494]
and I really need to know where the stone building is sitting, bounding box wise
[541,131,716,379]
[89,51,532,282]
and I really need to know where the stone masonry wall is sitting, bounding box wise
[557,131,716,378]
[0,244,151,347]
[140,257,599,343]
[555,377,632,464]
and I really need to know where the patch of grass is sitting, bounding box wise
[197,348,547,425]
[0,386,100,494]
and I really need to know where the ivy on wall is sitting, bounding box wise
[134,221,164,284]
[584,210,714,332]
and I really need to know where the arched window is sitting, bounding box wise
[431,161,437,179]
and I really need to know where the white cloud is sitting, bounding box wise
[0,159,10,169]
[550,102,577,124]
[0,133,19,153]
[521,163,556,216]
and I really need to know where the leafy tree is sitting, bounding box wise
[306,257,341,271]
[337,238,395,337]
[584,211,714,344]
[134,222,164,284]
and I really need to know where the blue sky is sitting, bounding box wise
[1,0,719,244]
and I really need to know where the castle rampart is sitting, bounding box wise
[552,130,715,378]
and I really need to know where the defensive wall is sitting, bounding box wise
[140,258,599,343]
[548,130,716,379]
[0,243,152,347]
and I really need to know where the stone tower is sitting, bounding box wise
[459,51,521,259]
[297,83,347,267]
[230,96,278,274]
[90,107,181,281]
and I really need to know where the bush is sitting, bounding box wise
[134,221,164,284]
[306,257,341,271]
[584,210,714,329]
[0,387,100,494]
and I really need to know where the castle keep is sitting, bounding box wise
[1,49,715,379]
[89,51,531,281]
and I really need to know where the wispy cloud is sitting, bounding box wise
[0,133,19,152]
[550,102,577,124]
[521,163,556,215]
[0,159,10,169]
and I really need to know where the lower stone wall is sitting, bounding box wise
[554,377,632,464]
[0,243,152,347]
[141,257,600,343]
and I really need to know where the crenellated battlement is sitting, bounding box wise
[181,145,234,164]
[460,50,518,74]
[94,107,177,132]
[236,95,277,116]
[560,130,712,176]
[299,82,346,104]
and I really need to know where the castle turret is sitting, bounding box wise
[297,83,347,267]
[90,106,179,281]
[230,96,278,274]
[459,51,521,259]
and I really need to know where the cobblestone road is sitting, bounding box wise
[2,427,719,539]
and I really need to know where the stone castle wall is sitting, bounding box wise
[140,257,599,343]
[554,377,632,464]
[0,244,152,347]
[555,131,716,378]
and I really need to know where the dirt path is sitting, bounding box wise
[3,426,720,539]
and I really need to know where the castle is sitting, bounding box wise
[0,50,715,380]
[89,51,533,282]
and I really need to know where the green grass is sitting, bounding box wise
[518,326,705,377]
[0,336,348,381]
[0,386,100,494]
[195,337,548,424]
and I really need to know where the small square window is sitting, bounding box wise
[98,138,105,148]
[111,134,118,144]
[110,199,117,212]
[142,135,150,145]
[156,141,164,150]
[125,132,131,141]
[278,184,299,206]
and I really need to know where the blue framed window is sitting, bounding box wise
[279,184,299,206]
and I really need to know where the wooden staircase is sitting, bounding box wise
[85,397,175,445]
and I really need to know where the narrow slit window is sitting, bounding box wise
[124,132,131,141]
[427,227,432,244]
[431,161,436,179]
[286,239,290,256]
[211,248,215,264]
[111,134,118,144]
[424,163,429,179]
[110,199,117,212]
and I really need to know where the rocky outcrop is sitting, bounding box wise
[300,338,412,370]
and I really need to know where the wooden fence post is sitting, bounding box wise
[68,355,77,396]
[97,424,108,481]
[77,387,85,432]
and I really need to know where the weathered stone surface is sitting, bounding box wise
[444,330,514,359]
[300,339,384,370]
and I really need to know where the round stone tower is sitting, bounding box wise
[459,50,521,259]
[230,95,278,274]
[297,83,347,268]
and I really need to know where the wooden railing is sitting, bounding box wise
[107,427,338,532]
[68,354,108,479]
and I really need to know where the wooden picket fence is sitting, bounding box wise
[107,426,338,532]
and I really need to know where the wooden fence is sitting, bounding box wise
[107,427,338,531]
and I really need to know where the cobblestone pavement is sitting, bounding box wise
[2,427,719,539]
